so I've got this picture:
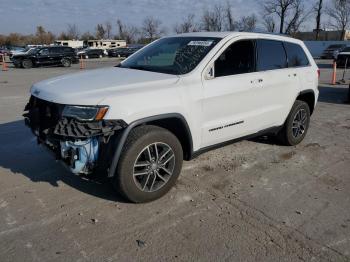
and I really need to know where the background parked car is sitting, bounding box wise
[336,47,350,67]
[11,46,78,68]
[320,44,347,59]
[107,46,142,58]
[77,48,105,59]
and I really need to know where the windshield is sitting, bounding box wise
[120,37,221,75]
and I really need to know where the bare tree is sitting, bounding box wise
[141,17,164,41]
[105,21,112,39]
[284,0,309,35]
[327,0,350,40]
[174,14,198,33]
[116,19,139,43]
[237,14,257,31]
[224,2,236,31]
[263,15,276,32]
[66,24,79,39]
[201,5,224,31]
[314,0,323,40]
[33,26,55,44]
[262,0,310,35]
[80,31,95,41]
[95,24,106,39]
[263,0,296,33]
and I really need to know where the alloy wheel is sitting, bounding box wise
[292,108,307,139]
[133,142,175,192]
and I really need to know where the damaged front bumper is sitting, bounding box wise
[23,96,127,175]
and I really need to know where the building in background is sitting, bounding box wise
[295,30,350,41]
[54,40,84,48]
[85,40,126,50]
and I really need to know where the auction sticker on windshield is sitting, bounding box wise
[188,40,214,46]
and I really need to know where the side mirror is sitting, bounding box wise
[205,64,215,80]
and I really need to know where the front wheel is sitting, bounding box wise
[277,100,310,146]
[114,125,183,203]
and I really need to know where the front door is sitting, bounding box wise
[36,48,50,65]
[201,39,266,147]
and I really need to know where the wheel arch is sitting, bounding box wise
[108,113,193,178]
[296,89,316,115]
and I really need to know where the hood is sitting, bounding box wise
[12,54,30,59]
[30,67,179,105]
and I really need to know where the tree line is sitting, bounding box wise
[1,0,349,47]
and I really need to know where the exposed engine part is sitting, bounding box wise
[60,138,99,174]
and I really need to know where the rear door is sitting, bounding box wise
[283,41,315,93]
[255,39,298,127]
[49,47,63,65]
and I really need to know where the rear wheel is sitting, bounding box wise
[113,125,183,203]
[277,100,310,146]
[22,59,32,69]
[61,58,71,67]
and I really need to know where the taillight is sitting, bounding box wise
[317,69,320,78]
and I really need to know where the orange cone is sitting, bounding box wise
[79,55,85,69]
[331,61,337,85]
[2,54,8,71]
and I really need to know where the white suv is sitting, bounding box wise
[24,32,319,202]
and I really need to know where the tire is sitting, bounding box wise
[22,59,32,69]
[61,58,71,67]
[113,125,183,203]
[277,100,310,146]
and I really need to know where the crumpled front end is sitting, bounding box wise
[23,96,127,175]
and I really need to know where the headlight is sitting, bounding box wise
[62,105,109,121]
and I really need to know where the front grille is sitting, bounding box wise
[24,96,65,138]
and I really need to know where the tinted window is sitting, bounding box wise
[328,45,343,49]
[215,40,255,77]
[257,40,287,71]
[63,47,72,53]
[49,47,61,54]
[38,48,49,55]
[283,42,309,67]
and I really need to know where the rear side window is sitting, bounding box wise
[257,39,287,71]
[49,47,62,54]
[283,42,309,67]
[64,47,72,53]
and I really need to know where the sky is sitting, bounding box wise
[0,0,329,36]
